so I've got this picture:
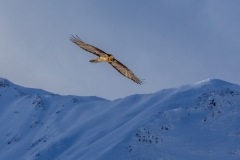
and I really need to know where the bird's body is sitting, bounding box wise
[70,35,143,85]
[90,54,114,63]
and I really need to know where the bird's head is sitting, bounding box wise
[108,55,114,62]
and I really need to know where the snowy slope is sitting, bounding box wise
[0,78,240,160]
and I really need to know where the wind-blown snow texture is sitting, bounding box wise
[0,78,240,160]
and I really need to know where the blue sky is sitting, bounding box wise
[0,1,239,100]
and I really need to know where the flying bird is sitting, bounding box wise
[70,35,143,84]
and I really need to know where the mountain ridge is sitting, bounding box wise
[0,77,240,160]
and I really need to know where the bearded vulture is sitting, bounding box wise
[70,35,143,84]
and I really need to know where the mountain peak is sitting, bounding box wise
[0,77,53,96]
[193,78,236,88]
[0,77,13,88]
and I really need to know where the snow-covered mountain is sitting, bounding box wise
[0,78,240,160]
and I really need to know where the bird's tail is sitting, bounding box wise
[89,58,101,63]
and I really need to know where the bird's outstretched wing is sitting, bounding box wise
[109,59,143,85]
[70,35,108,57]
